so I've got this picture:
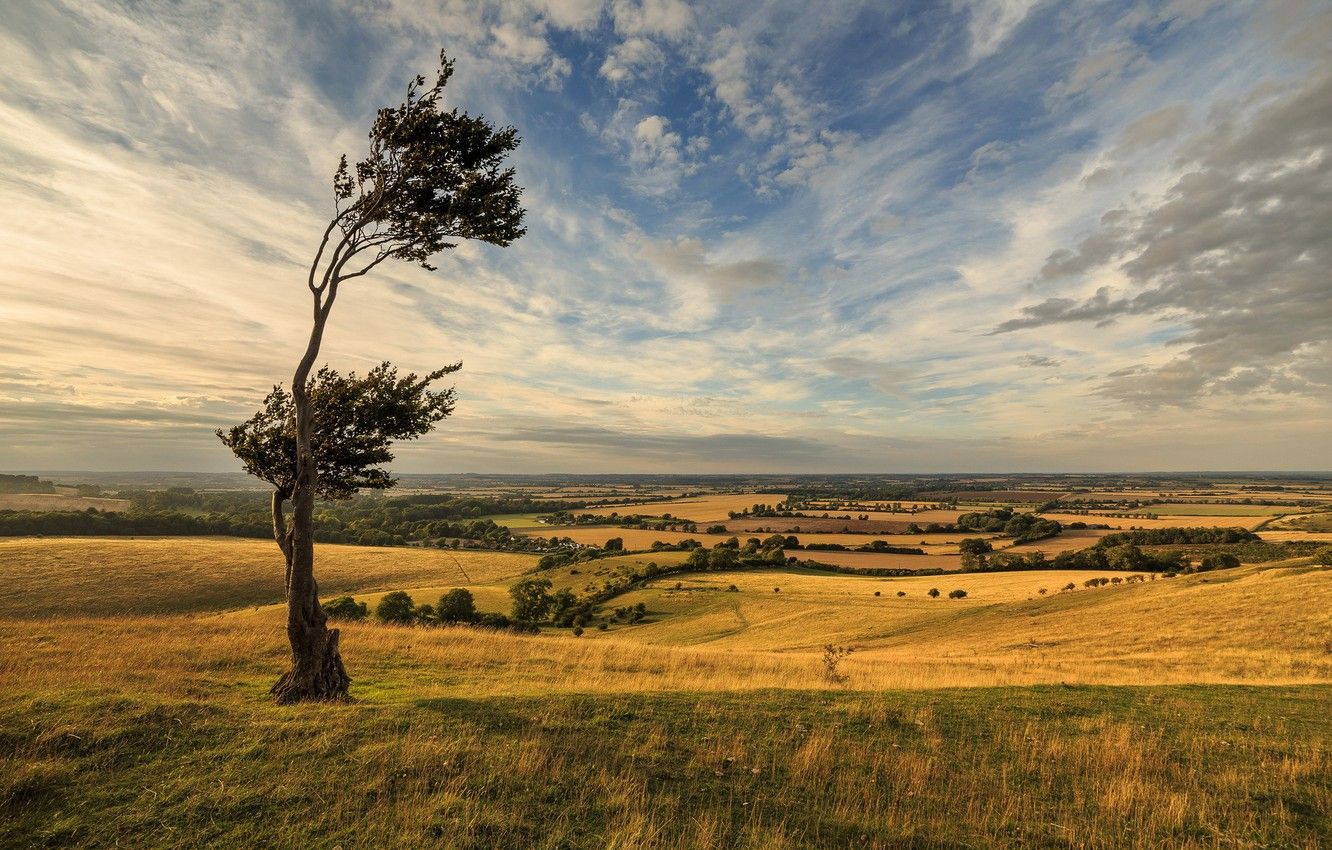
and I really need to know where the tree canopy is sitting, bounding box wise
[217,362,459,501]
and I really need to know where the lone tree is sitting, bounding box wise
[218,52,525,704]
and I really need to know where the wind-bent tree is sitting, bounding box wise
[220,52,525,704]
[218,361,458,592]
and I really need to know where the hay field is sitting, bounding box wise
[1000,529,1113,555]
[0,493,131,512]
[1135,503,1299,516]
[1036,511,1271,530]
[0,537,535,617]
[582,493,789,522]
[785,549,962,571]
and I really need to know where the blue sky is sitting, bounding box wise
[1,0,1329,472]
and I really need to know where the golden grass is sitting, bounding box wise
[0,537,535,617]
[1001,528,1112,554]
[582,493,790,523]
[0,493,130,512]
[783,548,963,570]
[1037,511,1271,530]
[2,537,1329,848]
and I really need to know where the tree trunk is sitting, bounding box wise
[272,490,294,597]
[270,289,351,704]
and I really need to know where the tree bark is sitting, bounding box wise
[271,490,294,597]
[270,288,351,704]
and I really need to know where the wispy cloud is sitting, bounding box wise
[1,0,1328,472]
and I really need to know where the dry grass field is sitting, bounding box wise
[0,537,535,617]
[783,548,963,571]
[582,493,790,522]
[2,535,1329,848]
[0,493,131,512]
[1035,511,1272,530]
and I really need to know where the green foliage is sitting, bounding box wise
[322,596,369,621]
[1313,546,1332,566]
[509,577,554,622]
[336,51,526,272]
[217,363,459,501]
[1095,527,1259,548]
[1198,553,1241,571]
[375,590,416,624]
[437,588,477,624]
[958,538,993,556]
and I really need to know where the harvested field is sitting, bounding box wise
[1000,529,1113,555]
[1036,511,1270,530]
[581,493,789,522]
[786,548,963,571]
[0,493,130,512]
[728,517,917,534]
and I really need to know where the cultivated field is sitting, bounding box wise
[1034,511,1273,530]
[581,493,790,523]
[0,493,130,512]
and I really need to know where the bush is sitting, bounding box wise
[948,589,967,599]
[375,591,416,624]
[896,591,906,597]
[726,584,739,592]
[927,588,940,598]
[873,591,881,597]
[706,524,728,534]
[1314,546,1332,566]
[322,596,368,621]
[475,612,513,630]
[572,626,584,636]
[1198,552,1241,571]
[437,588,477,624]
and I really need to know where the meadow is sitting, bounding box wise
[3,478,1331,848]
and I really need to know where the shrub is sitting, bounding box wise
[375,591,416,624]
[1198,552,1241,571]
[1314,546,1332,566]
[437,588,477,624]
[822,644,853,685]
[475,612,513,630]
[773,587,780,593]
[322,596,368,621]
[873,591,881,597]
[572,626,584,637]
[948,589,967,599]
[706,524,728,534]
[896,591,906,597]
[726,584,739,592]
[927,588,940,598]
[597,621,609,631]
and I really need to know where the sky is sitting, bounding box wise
[1,0,1330,474]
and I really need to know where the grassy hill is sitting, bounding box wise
[1,536,1329,847]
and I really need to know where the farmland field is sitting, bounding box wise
[581,493,790,522]
[0,493,131,512]
[785,548,962,571]
[1034,511,1272,530]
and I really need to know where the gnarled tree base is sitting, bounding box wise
[270,626,352,705]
